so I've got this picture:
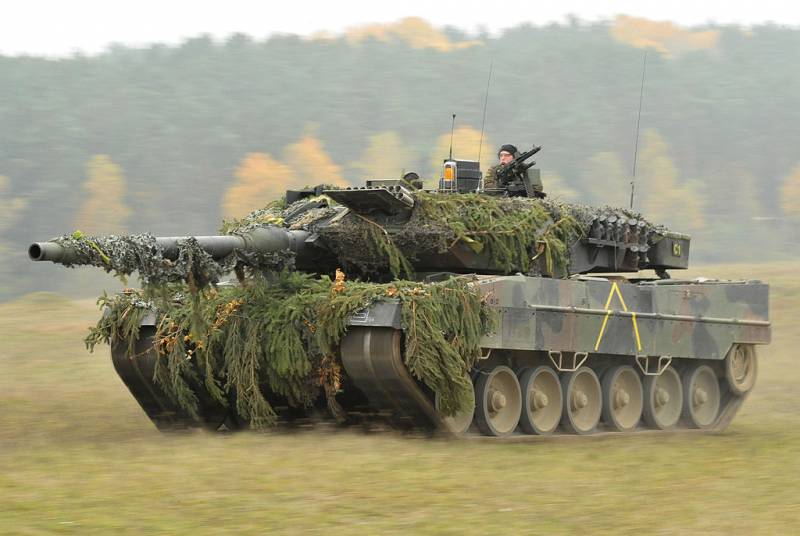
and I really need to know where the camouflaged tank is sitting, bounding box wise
[29,151,770,437]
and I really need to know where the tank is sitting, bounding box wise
[28,150,770,437]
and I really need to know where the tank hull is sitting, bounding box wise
[474,275,770,357]
[112,274,769,436]
[340,275,769,436]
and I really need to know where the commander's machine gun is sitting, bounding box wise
[438,145,544,198]
[493,145,544,198]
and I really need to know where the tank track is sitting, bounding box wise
[111,325,752,436]
[109,327,373,431]
[338,326,752,438]
[110,327,230,431]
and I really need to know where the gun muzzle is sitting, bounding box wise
[28,242,72,262]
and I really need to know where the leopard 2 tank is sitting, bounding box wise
[28,148,770,436]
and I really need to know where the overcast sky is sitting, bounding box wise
[1,0,798,57]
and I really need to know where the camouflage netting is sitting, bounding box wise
[250,192,662,279]
[50,230,295,288]
[86,272,494,427]
[53,192,667,285]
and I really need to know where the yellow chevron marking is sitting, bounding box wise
[594,281,643,352]
[631,313,642,350]
[594,310,613,350]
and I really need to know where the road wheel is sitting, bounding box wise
[602,365,643,432]
[682,364,721,429]
[560,366,602,434]
[475,366,522,436]
[518,366,562,435]
[642,366,683,430]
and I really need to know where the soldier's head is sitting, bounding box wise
[497,144,517,165]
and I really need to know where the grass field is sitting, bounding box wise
[1,263,799,535]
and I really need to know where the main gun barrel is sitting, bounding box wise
[28,226,311,264]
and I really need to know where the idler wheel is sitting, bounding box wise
[518,366,562,435]
[560,366,602,435]
[642,366,683,430]
[475,365,522,437]
[682,364,721,429]
[601,365,643,432]
[725,344,758,396]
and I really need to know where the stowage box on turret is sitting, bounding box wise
[29,147,769,437]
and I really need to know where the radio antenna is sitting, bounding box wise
[477,59,493,164]
[448,113,456,160]
[630,51,647,210]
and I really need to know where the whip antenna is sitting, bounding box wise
[630,51,647,210]
[477,59,493,164]
[448,113,456,160]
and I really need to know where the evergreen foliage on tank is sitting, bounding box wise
[86,271,494,428]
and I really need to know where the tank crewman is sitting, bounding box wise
[483,143,544,194]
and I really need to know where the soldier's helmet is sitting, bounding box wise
[497,144,518,157]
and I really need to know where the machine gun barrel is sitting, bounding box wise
[28,226,311,264]
[513,145,541,165]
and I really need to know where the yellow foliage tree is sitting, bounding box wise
[344,17,481,52]
[222,153,295,219]
[75,155,131,234]
[429,126,494,183]
[350,131,414,180]
[283,136,349,188]
[636,130,704,231]
[542,171,579,203]
[712,167,762,216]
[611,15,720,57]
[780,164,800,220]
[580,152,630,206]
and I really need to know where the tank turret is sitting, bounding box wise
[30,183,689,281]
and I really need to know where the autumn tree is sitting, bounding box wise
[706,166,763,216]
[780,164,800,220]
[344,17,481,52]
[222,153,295,219]
[283,136,349,188]
[349,131,414,180]
[635,130,704,231]
[580,152,630,207]
[610,15,720,57]
[542,171,580,203]
[75,155,131,234]
[429,127,494,185]
[224,137,349,220]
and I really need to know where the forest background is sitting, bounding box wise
[3,16,800,300]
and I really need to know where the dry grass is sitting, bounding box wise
[1,262,798,535]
